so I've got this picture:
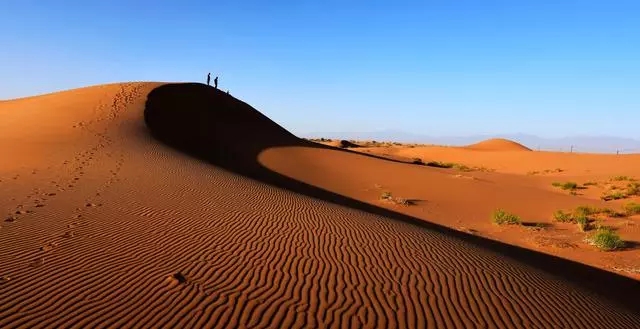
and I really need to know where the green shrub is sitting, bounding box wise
[492,209,521,225]
[583,181,598,186]
[598,207,626,218]
[590,228,625,251]
[626,182,640,196]
[574,206,598,216]
[624,202,640,215]
[552,181,579,190]
[611,175,635,181]
[553,210,573,223]
[575,214,590,232]
[601,191,626,201]
[425,161,454,169]
[412,158,424,165]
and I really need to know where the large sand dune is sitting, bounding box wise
[1,83,639,328]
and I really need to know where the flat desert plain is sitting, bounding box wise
[1,82,639,328]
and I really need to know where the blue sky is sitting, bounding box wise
[1,1,639,138]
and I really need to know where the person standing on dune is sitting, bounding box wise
[214,76,218,89]
[206,73,211,86]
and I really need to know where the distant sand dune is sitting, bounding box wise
[465,138,532,151]
[0,83,639,328]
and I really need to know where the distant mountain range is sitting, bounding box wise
[303,130,640,154]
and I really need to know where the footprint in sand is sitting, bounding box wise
[40,242,59,252]
[31,258,45,268]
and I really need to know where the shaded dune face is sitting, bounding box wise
[1,82,639,328]
[144,83,302,175]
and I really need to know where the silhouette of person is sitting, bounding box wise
[207,73,211,86]
[214,76,218,89]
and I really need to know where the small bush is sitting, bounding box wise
[611,175,635,181]
[598,207,627,218]
[380,191,392,200]
[590,228,625,251]
[492,209,521,225]
[575,214,590,232]
[452,164,472,172]
[425,161,454,169]
[601,191,626,201]
[574,206,598,216]
[624,202,640,215]
[552,181,579,190]
[412,158,424,165]
[626,182,640,196]
[553,210,573,223]
[583,181,598,186]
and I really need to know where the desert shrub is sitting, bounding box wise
[624,202,640,215]
[575,214,590,232]
[552,181,578,190]
[626,182,640,196]
[553,210,573,223]
[394,198,416,206]
[452,164,472,172]
[380,191,392,200]
[492,209,521,225]
[590,228,625,251]
[601,191,626,201]
[425,161,454,168]
[611,175,635,181]
[412,158,424,165]
[574,206,598,216]
[583,181,598,186]
[598,207,627,218]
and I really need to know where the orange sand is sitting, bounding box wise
[1,83,639,328]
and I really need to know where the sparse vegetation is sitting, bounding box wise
[380,191,416,206]
[624,202,640,215]
[492,209,521,225]
[553,210,572,223]
[626,182,640,196]
[552,181,579,191]
[425,161,493,172]
[412,158,424,165]
[574,205,598,216]
[575,214,590,232]
[425,161,454,169]
[528,168,564,175]
[611,175,635,182]
[589,227,625,251]
[601,190,627,201]
[583,181,598,186]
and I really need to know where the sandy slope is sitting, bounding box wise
[1,83,639,328]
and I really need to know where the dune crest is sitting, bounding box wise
[466,138,532,151]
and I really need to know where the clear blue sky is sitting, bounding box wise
[1,1,639,138]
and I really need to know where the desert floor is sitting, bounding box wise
[1,82,639,328]
[311,138,640,281]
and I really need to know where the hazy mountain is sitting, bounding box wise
[303,130,640,154]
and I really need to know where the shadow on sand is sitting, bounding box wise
[144,83,640,314]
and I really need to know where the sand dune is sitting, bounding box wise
[1,83,639,328]
[466,138,532,151]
